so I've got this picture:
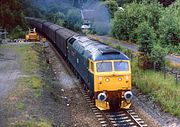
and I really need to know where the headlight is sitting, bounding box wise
[98,92,107,101]
[105,78,110,82]
[118,77,122,81]
[124,91,133,101]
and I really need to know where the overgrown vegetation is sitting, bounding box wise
[21,0,83,31]
[112,0,179,65]
[4,43,56,126]
[0,0,27,39]
[132,57,180,117]
[97,39,180,117]
[13,119,52,127]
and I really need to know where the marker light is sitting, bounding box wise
[99,77,102,81]
[126,76,129,80]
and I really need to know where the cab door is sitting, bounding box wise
[88,59,94,91]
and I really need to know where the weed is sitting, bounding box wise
[16,102,26,111]
[132,58,180,117]
[34,90,42,98]
[18,76,43,89]
[15,44,39,74]
[12,119,52,127]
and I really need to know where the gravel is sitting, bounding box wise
[0,43,101,127]
[132,87,180,127]
[45,45,101,127]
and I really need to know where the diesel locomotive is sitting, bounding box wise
[26,17,133,110]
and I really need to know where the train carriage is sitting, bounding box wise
[55,28,77,57]
[26,17,133,110]
[42,22,54,39]
[26,17,46,33]
[48,24,63,43]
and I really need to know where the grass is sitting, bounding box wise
[0,43,57,126]
[16,102,26,111]
[132,58,180,117]
[20,76,43,89]
[96,40,180,117]
[15,44,40,74]
[11,119,52,127]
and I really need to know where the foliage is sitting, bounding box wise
[115,0,175,6]
[46,12,65,26]
[13,119,52,127]
[135,21,156,56]
[16,44,40,74]
[10,25,26,39]
[103,0,118,17]
[21,0,82,30]
[150,43,168,64]
[158,2,180,49]
[132,58,180,117]
[112,2,163,42]
[112,0,179,64]
[66,9,83,30]
[0,0,26,31]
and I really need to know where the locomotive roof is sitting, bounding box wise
[71,35,129,61]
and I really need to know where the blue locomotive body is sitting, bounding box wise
[26,17,133,110]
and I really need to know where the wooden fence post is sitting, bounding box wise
[164,67,166,79]
[176,73,178,85]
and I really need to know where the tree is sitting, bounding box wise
[73,0,81,8]
[66,9,83,30]
[150,43,168,65]
[136,21,156,56]
[158,1,180,47]
[104,0,118,17]
[112,2,163,42]
[0,0,25,30]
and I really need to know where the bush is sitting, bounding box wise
[103,0,118,17]
[112,2,163,42]
[158,4,180,47]
[132,59,180,117]
[66,9,82,31]
[10,25,25,39]
[135,21,156,56]
[150,43,168,64]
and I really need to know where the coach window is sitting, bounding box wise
[69,38,76,45]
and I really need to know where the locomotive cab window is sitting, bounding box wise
[114,61,129,71]
[96,62,112,72]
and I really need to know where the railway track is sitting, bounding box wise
[83,91,148,127]
[48,41,148,127]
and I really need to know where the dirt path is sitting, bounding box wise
[0,45,21,126]
[0,47,19,99]
[0,43,101,127]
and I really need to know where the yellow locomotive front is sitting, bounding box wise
[93,60,133,110]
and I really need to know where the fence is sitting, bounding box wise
[127,52,180,85]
